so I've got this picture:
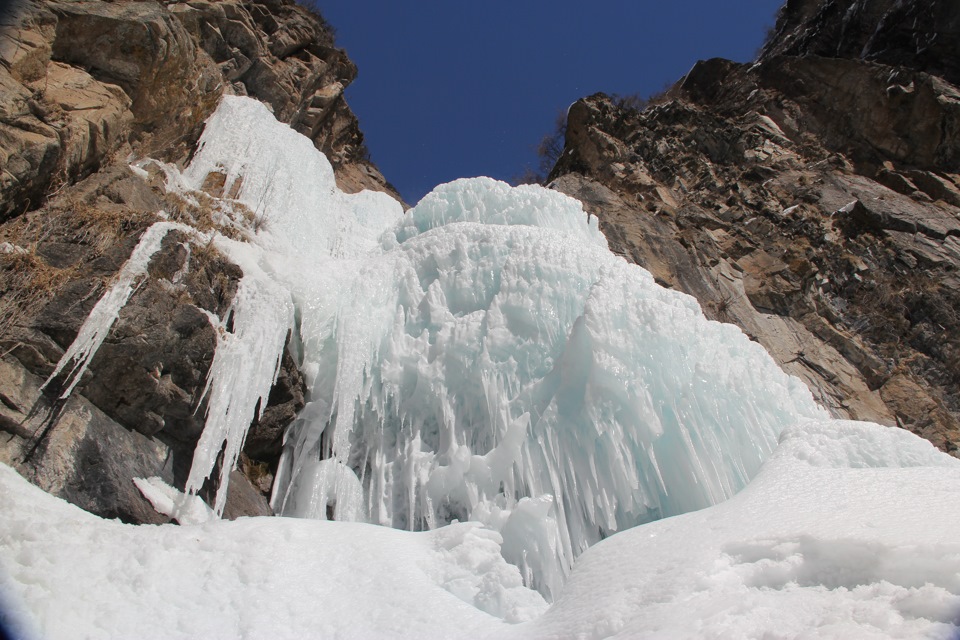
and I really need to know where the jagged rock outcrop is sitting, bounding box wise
[0,0,399,222]
[0,0,384,522]
[549,0,960,455]
[761,0,960,86]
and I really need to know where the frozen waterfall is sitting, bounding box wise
[170,96,824,599]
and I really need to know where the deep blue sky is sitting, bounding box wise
[319,2,783,204]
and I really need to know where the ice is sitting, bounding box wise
[270,182,826,598]
[281,458,366,522]
[2,421,958,638]
[132,476,217,525]
[158,96,826,597]
[167,96,403,512]
[183,245,294,515]
[41,221,192,400]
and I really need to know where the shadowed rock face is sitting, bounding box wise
[0,0,377,522]
[549,1,960,455]
[761,0,960,87]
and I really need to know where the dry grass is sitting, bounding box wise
[0,247,78,341]
[164,189,256,241]
[0,196,155,341]
[0,165,259,343]
[240,453,273,495]
[70,201,155,253]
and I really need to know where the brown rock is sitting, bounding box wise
[548,19,960,455]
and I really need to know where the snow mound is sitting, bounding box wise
[777,419,959,469]
[503,421,960,639]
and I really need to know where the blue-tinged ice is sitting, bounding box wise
[170,96,825,600]
[272,183,825,597]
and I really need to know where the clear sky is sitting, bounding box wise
[319,2,784,205]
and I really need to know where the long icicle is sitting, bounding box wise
[184,250,294,516]
[42,221,193,400]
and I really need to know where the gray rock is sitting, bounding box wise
[549,30,960,455]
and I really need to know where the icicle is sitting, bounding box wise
[42,221,193,400]
[184,254,293,516]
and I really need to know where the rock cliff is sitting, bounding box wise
[0,0,398,522]
[548,0,960,455]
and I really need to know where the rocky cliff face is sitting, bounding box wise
[549,0,960,455]
[0,0,397,522]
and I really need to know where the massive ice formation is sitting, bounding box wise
[45,95,825,598]
[6,97,960,639]
[156,96,825,598]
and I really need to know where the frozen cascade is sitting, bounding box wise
[272,207,826,598]
[167,96,825,601]
[42,221,193,400]
[184,249,294,515]
[166,96,403,513]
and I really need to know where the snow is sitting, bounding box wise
[0,462,543,639]
[3,95,959,638]
[509,420,960,639]
[2,421,959,639]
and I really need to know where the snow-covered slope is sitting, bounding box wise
[3,96,959,638]
[2,421,958,639]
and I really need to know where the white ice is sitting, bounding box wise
[132,476,218,526]
[41,221,192,400]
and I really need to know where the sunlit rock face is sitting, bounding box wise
[548,4,960,456]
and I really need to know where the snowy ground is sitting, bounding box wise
[2,420,959,639]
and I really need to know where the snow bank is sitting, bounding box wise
[508,420,960,639]
[3,421,958,639]
[0,462,544,640]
